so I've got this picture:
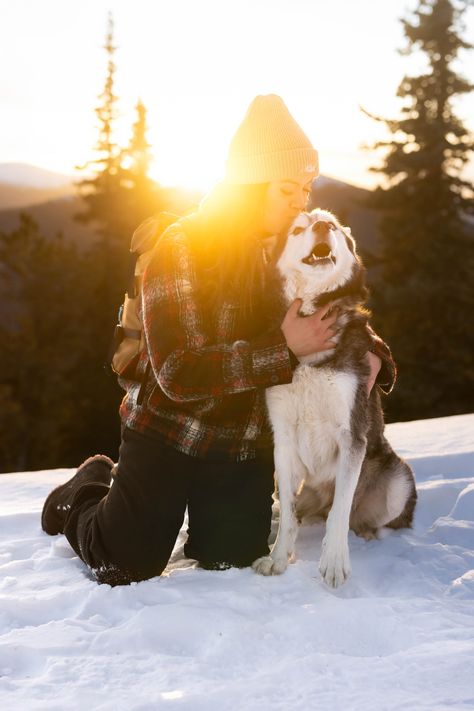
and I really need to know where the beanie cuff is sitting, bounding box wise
[225,147,318,184]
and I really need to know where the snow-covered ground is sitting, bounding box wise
[1,414,473,711]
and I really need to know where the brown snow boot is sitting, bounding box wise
[41,454,115,535]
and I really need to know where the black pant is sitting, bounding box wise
[63,427,275,585]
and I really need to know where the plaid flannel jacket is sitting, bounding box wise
[119,223,396,461]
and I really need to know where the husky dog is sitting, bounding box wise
[253,209,416,588]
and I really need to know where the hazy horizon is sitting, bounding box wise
[0,158,373,192]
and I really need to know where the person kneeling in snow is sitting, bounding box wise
[41,95,394,585]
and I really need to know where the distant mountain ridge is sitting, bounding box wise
[0,163,353,189]
[0,194,96,247]
[0,162,77,188]
[0,162,382,258]
[0,162,77,210]
[0,182,76,211]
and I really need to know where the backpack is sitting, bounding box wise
[108,211,180,382]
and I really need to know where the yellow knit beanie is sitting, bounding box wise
[224,94,318,184]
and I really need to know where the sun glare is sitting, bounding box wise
[1,0,472,191]
[147,130,227,192]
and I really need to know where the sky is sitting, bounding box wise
[0,0,473,191]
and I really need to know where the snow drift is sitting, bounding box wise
[0,414,473,710]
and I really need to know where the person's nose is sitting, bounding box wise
[290,190,307,211]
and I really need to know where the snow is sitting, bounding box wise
[1,414,473,710]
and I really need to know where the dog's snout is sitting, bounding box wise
[312,220,333,236]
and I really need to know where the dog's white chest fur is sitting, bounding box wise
[252,208,416,588]
[266,366,357,483]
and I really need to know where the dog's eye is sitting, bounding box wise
[292,226,305,236]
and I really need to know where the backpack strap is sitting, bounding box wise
[137,359,152,406]
[105,211,182,379]
[126,253,139,299]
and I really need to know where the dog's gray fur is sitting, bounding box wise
[253,209,416,586]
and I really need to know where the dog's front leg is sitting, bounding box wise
[319,431,366,587]
[252,441,306,576]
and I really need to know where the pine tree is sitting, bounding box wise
[124,99,153,186]
[0,215,121,472]
[365,0,474,421]
[75,11,126,245]
[73,12,135,354]
[119,98,167,230]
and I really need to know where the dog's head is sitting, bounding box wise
[275,208,365,311]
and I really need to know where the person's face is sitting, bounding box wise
[261,174,316,237]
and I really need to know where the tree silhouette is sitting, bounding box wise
[0,215,120,472]
[365,0,474,421]
[118,98,169,232]
[74,12,127,244]
[124,99,153,184]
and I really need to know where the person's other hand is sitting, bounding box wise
[281,299,338,358]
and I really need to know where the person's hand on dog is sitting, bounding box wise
[281,299,338,358]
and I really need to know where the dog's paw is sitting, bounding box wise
[252,555,288,576]
[319,539,351,588]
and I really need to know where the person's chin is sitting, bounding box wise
[262,216,295,237]
[278,217,296,236]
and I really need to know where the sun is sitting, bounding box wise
[144,101,234,192]
[147,150,224,192]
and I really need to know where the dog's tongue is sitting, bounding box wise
[302,240,335,266]
[312,242,331,258]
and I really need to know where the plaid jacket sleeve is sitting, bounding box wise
[141,229,294,403]
[367,324,397,395]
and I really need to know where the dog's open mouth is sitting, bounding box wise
[302,242,336,266]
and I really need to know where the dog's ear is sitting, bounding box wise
[343,228,357,256]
